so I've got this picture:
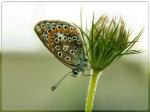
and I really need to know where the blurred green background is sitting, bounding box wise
[1,1,148,111]
[2,51,148,111]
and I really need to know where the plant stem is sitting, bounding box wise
[85,69,102,112]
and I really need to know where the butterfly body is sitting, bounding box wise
[34,20,87,76]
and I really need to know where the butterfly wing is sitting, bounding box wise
[34,20,85,69]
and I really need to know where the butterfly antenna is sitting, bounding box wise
[51,71,72,91]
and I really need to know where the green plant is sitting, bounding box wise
[76,14,143,112]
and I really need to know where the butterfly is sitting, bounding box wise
[34,20,88,91]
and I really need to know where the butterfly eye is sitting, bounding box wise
[74,46,78,51]
[65,56,70,61]
[57,25,62,29]
[73,70,78,75]
[55,45,60,50]
[57,52,62,57]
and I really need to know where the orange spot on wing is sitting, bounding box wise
[48,30,54,36]
[63,28,70,33]
[53,28,58,33]
[70,29,79,35]
[58,28,64,33]
[48,35,54,46]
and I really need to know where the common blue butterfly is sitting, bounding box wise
[34,20,88,91]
